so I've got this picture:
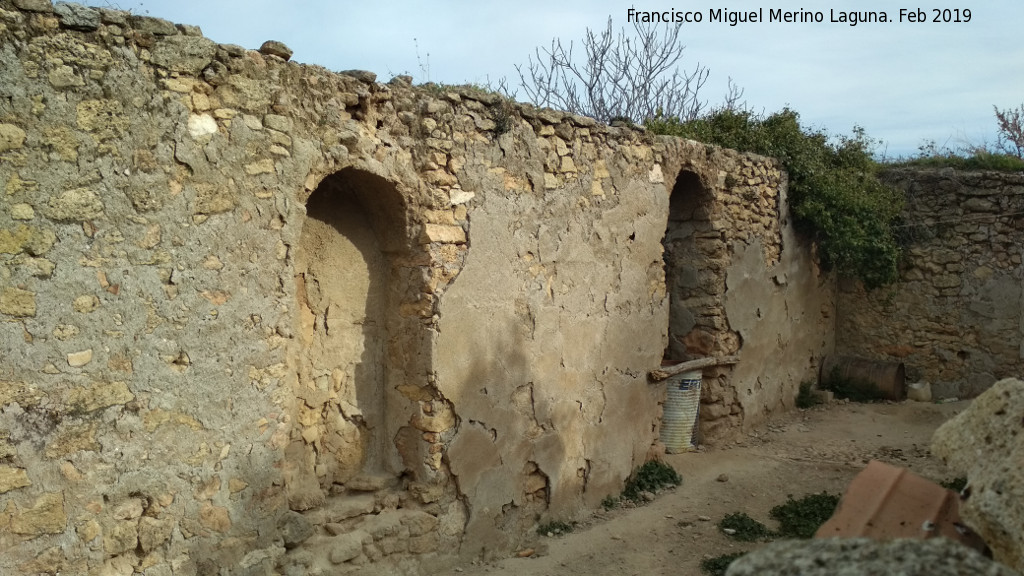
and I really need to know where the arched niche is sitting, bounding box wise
[663,169,717,361]
[293,167,412,487]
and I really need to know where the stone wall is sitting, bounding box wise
[0,2,834,574]
[837,168,1024,399]
[658,144,835,438]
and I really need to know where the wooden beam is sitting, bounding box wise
[649,355,739,382]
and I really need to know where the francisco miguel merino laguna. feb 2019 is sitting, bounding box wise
[626,7,973,26]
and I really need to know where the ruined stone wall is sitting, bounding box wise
[659,141,835,438]
[0,2,834,574]
[837,168,1024,399]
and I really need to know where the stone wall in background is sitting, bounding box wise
[0,1,833,574]
[837,168,1024,399]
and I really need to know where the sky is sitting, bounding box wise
[81,0,1024,158]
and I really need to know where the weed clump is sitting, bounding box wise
[716,491,840,544]
[940,477,968,492]
[770,492,840,539]
[621,460,682,502]
[700,552,746,576]
[536,520,575,536]
[796,381,821,409]
[718,512,773,542]
[821,366,887,403]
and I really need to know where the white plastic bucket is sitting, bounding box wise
[660,369,702,453]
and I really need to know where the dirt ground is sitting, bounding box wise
[440,398,967,576]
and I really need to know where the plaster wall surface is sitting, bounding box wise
[0,2,835,574]
[837,168,1024,399]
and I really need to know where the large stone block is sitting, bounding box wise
[419,224,466,244]
[138,517,174,552]
[932,377,1024,572]
[278,511,313,549]
[10,492,66,536]
[12,0,53,13]
[102,519,138,555]
[726,538,1016,576]
[0,466,31,493]
[53,2,100,31]
[150,35,217,74]
[0,123,27,152]
[328,530,370,564]
[66,381,134,412]
[44,188,104,221]
[198,503,231,533]
[0,287,36,317]
[0,225,56,256]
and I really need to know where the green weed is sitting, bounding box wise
[621,461,682,502]
[601,495,620,510]
[821,366,887,403]
[716,491,840,545]
[718,512,773,542]
[940,477,968,492]
[769,491,840,539]
[796,381,821,409]
[700,552,746,576]
[537,520,575,536]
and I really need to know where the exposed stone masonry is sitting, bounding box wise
[659,142,790,434]
[837,168,1024,398]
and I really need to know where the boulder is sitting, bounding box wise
[932,377,1024,573]
[259,41,293,61]
[726,538,1017,576]
[54,2,100,31]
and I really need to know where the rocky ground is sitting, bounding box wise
[436,399,966,576]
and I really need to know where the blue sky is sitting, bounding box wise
[82,0,1024,157]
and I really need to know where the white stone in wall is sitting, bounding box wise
[188,114,218,139]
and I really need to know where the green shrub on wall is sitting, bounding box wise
[648,109,904,288]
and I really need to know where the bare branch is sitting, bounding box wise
[994,104,1024,159]
[515,17,721,123]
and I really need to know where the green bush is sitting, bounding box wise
[647,109,904,288]
[897,151,1024,171]
[891,142,1024,172]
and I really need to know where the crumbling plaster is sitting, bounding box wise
[0,1,835,574]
